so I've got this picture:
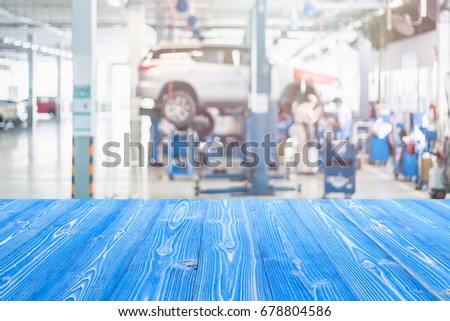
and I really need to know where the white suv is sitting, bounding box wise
[137,43,298,130]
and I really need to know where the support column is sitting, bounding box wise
[27,34,35,128]
[156,0,165,43]
[71,0,97,199]
[249,0,271,195]
[56,44,63,122]
[127,3,145,164]
[437,5,450,136]
[359,37,371,120]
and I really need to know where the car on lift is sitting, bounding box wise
[0,99,27,127]
[137,44,249,129]
[137,43,340,131]
[137,43,252,130]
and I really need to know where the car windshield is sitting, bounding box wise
[190,47,249,66]
[152,48,194,59]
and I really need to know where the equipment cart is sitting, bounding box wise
[323,139,356,199]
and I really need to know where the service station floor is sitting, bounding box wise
[0,112,434,199]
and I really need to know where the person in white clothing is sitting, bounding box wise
[291,94,321,173]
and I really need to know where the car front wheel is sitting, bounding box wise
[162,91,196,130]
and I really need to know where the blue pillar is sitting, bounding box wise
[71,0,97,199]
[248,0,272,195]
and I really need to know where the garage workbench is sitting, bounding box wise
[0,199,449,301]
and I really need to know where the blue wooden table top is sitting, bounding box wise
[0,199,449,301]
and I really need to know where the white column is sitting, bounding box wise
[56,44,63,122]
[27,34,35,128]
[127,3,146,164]
[437,5,450,136]
[71,0,97,199]
[359,37,371,120]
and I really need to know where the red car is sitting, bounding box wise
[37,97,57,116]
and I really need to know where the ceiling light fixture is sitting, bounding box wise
[107,0,124,8]
[2,37,13,44]
[389,0,404,9]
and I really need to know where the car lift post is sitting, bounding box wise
[195,0,297,196]
[247,0,272,195]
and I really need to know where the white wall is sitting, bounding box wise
[371,31,438,114]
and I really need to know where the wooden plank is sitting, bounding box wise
[0,199,14,211]
[0,200,82,261]
[246,200,358,301]
[288,200,438,301]
[29,200,165,301]
[333,200,450,300]
[192,200,272,301]
[407,200,450,223]
[0,200,57,227]
[0,200,126,300]
[361,200,449,256]
[110,199,206,301]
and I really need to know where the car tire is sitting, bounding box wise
[48,108,56,118]
[162,91,196,130]
[192,111,215,141]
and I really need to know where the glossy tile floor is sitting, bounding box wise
[0,112,432,199]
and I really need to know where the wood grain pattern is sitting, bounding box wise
[288,200,438,301]
[247,200,358,301]
[0,200,125,300]
[110,199,206,301]
[406,200,450,224]
[362,200,449,256]
[193,199,272,300]
[0,199,448,301]
[0,200,82,261]
[29,200,165,301]
[334,200,450,300]
[0,200,57,227]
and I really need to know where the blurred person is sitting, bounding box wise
[291,93,320,173]
[329,97,352,140]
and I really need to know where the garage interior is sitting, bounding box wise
[0,0,449,200]
[1,1,450,305]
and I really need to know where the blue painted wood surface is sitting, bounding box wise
[193,200,272,300]
[0,199,449,301]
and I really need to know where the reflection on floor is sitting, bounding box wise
[0,112,433,199]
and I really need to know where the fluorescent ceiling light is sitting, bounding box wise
[13,40,22,47]
[2,37,13,44]
[22,42,31,49]
[374,8,385,17]
[389,0,404,9]
[107,0,124,7]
